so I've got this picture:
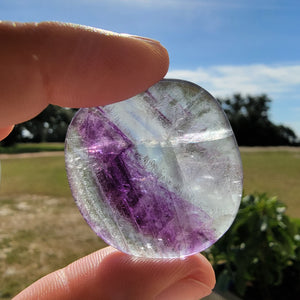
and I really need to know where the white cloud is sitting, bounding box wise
[167,64,300,98]
[167,63,300,137]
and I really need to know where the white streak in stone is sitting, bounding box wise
[170,128,233,144]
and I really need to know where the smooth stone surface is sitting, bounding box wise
[65,79,243,258]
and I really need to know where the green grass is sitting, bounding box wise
[0,194,106,299]
[241,150,300,218]
[1,149,299,216]
[0,143,64,154]
[0,154,105,299]
[0,156,71,197]
[0,148,299,298]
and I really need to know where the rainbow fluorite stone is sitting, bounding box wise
[65,79,243,258]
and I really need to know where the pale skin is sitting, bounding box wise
[0,22,215,300]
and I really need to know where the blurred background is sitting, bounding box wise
[1,1,299,299]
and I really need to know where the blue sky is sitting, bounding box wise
[1,0,300,136]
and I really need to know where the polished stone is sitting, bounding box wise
[65,79,243,258]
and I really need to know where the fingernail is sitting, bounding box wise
[0,21,20,27]
[156,278,212,300]
[120,33,161,45]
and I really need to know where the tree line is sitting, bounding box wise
[217,94,299,146]
[1,106,77,146]
[1,94,299,146]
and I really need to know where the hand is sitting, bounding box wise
[0,21,169,139]
[1,21,215,300]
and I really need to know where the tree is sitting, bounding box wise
[218,94,299,146]
[0,105,77,146]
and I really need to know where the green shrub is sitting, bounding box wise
[205,194,300,299]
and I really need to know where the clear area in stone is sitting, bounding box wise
[65,79,243,258]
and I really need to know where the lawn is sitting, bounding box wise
[0,147,299,299]
[240,148,300,218]
[0,194,106,299]
[0,153,106,299]
[1,147,299,216]
[0,156,70,197]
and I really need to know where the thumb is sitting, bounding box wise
[0,125,14,140]
[13,246,215,300]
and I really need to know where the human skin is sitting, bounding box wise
[0,21,215,300]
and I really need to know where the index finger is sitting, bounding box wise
[0,21,169,132]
